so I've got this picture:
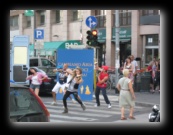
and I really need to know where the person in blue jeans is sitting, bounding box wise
[94,65,111,109]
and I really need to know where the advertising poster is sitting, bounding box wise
[56,49,94,101]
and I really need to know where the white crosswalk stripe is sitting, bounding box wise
[44,99,144,123]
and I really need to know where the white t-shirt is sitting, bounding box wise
[131,60,138,73]
[31,75,40,85]
[65,74,73,87]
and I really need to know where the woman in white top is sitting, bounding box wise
[26,68,48,98]
[123,56,134,84]
[116,69,136,120]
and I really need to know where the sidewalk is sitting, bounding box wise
[99,89,160,108]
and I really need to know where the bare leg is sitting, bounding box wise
[121,107,125,118]
[34,88,39,96]
[52,92,56,102]
[129,107,134,117]
[35,88,41,100]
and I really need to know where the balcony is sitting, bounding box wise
[140,15,160,25]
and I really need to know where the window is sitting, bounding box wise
[72,10,82,21]
[95,10,106,28]
[10,87,43,117]
[10,15,19,27]
[41,59,54,67]
[119,10,131,26]
[141,10,159,16]
[145,49,158,64]
[40,10,45,25]
[95,10,106,16]
[55,10,63,23]
[30,59,38,66]
[146,34,158,46]
[26,16,31,27]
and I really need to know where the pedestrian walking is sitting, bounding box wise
[26,67,48,98]
[62,67,86,113]
[51,64,75,106]
[116,69,136,120]
[94,65,111,109]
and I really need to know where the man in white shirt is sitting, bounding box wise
[130,55,138,76]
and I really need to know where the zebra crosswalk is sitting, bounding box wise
[44,99,144,123]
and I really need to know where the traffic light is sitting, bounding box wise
[86,30,92,46]
[91,30,98,46]
[86,29,98,46]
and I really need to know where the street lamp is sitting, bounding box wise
[115,10,120,93]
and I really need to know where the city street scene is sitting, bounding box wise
[10,10,160,123]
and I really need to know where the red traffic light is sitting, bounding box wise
[92,30,97,36]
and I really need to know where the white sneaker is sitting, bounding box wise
[108,104,111,109]
[51,101,58,106]
[72,99,76,103]
[94,104,100,107]
[93,95,95,98]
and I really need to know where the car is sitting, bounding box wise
[9,83,50,122]
[29,57,56,68]
[28,67,57,94]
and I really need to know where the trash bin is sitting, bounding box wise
[140,72,151,92]
[134,72,141,92]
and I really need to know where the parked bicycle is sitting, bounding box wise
[106,68,123,94]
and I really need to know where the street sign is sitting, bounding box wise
[34,29,44,39]
[24,10,34,16]
[85,16,97,29]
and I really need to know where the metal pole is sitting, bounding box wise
[80,19,83,44]
[33,10,36,57]
[115,10,120,92]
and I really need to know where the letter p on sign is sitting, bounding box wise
[34,29,44,39]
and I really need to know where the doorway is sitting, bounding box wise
[120,42,131,67]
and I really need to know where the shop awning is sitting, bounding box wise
[43,41,64,56]
[44,41,64,50]
[29,40,82,56]
[111,39,131,43]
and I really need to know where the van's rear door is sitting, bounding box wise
[11,35,30,85]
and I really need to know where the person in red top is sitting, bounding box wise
[147,61,154,93]
[94,65,111,109]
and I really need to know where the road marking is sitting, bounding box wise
[50,114,97,121]
[48,109,111,117]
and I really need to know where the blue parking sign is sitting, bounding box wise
[34,29,44,39]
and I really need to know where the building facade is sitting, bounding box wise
[10,10,160,68]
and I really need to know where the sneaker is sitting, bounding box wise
[93,95,96,98]
[94,104,100,107]
[81,104,86,111]
[108,104,111,109]
[62,108,68,114]
[51,101,58,106]
[72,99,76,103]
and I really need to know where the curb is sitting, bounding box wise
[99,95,159,108]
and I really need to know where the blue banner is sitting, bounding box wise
[56,49,94,101]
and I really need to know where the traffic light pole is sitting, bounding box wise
[115,10,120,92]
[33,10,36,57]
